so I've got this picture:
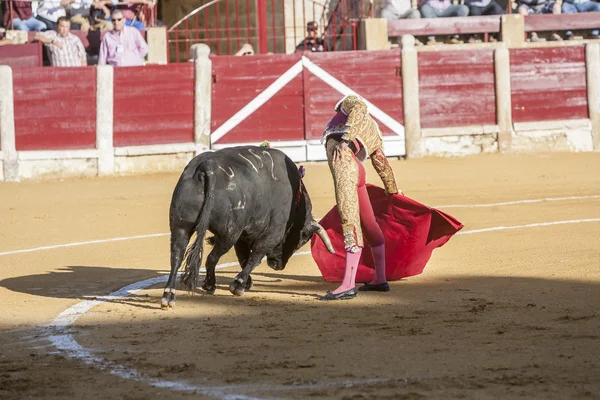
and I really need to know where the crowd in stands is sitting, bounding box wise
[0,0,151,65]
[379,0,600,42]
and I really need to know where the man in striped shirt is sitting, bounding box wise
[34,17,87,67]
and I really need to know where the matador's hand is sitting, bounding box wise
[332,140,348,162]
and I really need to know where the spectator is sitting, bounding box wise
[295,21,324,52]
[64,0,113,32]
[2,0,47,31]
[380,0,421,19]
[234,43,254,56]
[90,0,117,31]
[34,16,87,66]
[561,0,600,39]
[420,0,469,44]
[98,9,148,66]
[464,0,504,43]
[517,0,561,41]
[112,0,154,29]
[35,0,67,31]
[465,0,505,15]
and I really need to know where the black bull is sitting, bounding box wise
[161,146,334,308]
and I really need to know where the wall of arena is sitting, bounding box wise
[1,38,599,181]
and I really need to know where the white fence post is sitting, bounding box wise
[0,65,18,181]
[192,43,212,154]
[586,43,600,151]
[494,44,513,153]
[400,35,422,158]
[96,65,115,175]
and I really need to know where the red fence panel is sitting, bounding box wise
[113,64,194,147]
[12,67,96,151]
[510,46,587,123]
[303,50,403,140]
[211,53,304,144]
[0,43,43,68]
[418,49,496,129]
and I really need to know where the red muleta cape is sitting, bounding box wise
[310,184,464,283]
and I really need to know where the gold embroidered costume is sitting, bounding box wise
[323,95,400,252]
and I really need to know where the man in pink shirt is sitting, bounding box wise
[98,9,148,67]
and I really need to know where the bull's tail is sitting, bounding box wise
[180,166,216,291]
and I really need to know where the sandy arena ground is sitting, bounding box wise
[0,152,599,400]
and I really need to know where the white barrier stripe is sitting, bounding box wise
[301,56,405,137]
[435,195,600,209]
[211,60,304,144]
[457,218,600,235]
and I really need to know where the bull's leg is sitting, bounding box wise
[234,241,253,291]
[202,236,236,295]
[229,251,264,296]
[162,226,193,309]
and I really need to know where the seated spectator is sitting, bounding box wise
[295,21,325,52]
[35,0,67,31]
[420,0,469,17]
[234,43,254,56]
[562,0,600,38]
[98,9,148,66]
[420,0,469,44]
[464,0,504,43]
[465,0,504,15]
[2,0,47,31]
[90,0,117,31]
[34,16,87,66]
[517,0,561,41]
[380,0,421,19]
[109,0,154,29]
[64,0,114,32]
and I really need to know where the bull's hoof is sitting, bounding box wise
[245,275,253,291]
[161,292,176,309]
[201,282,216,295]
[229,279,246,296]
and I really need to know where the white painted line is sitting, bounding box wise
[0,233,169,257]
[211,60,304,144]
[435,195,600,209]
[40,216,600,398]
[301,56,405,137]
[2,194,599,257]
[457,218,600,235]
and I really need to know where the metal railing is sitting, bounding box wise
[166,0,367,62]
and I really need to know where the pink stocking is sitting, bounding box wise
[331,249,363,294]
[369,244,387,285]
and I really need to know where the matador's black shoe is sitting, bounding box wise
[318,287,358,301]
[358,282,390,292]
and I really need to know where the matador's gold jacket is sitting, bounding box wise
[322,95,400,252]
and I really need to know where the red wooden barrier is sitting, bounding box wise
[510,46,587,123]
[12,67,97,151]
[418,49,496,129]
[304,50,403,140]
[0,43,43,68]
[387,15,501,38]
[113,64,194,147]
[211,54,304,144]
[524,13,600,33]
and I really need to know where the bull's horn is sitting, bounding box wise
[314,223,335,254]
